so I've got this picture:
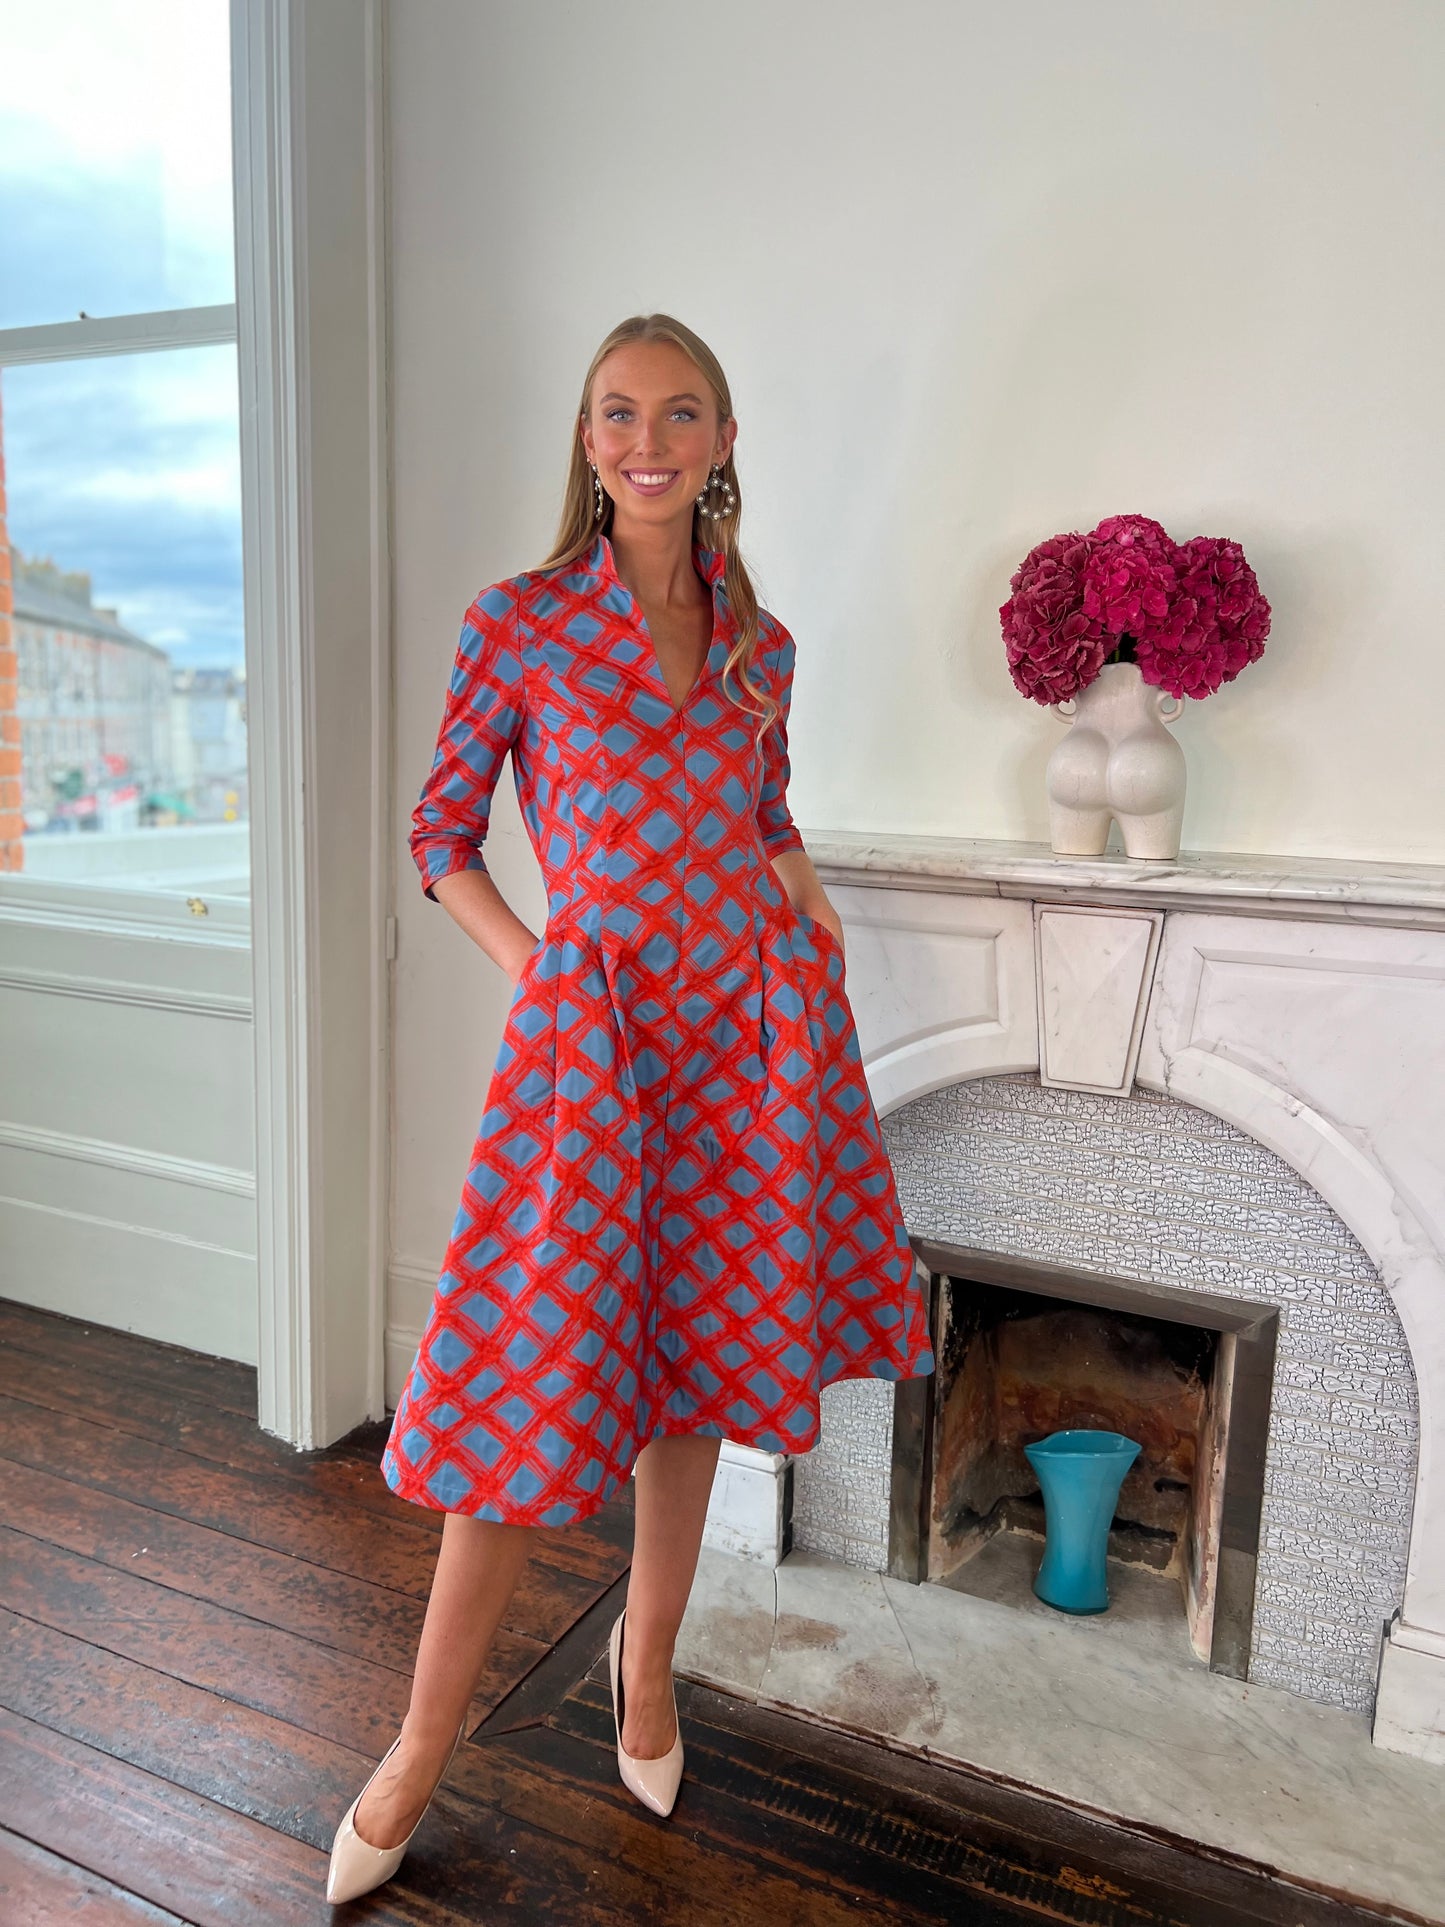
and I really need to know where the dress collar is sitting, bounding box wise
[586,528,728,592]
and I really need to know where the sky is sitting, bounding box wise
[0,0,243,670]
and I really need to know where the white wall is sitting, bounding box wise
[385,0,1445,1328]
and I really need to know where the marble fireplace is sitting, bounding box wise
[699,836,1445,1767]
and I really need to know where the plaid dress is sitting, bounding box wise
[382,530,935,1525]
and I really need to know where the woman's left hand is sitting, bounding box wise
[771,850,844,960]
[812,905,845,956]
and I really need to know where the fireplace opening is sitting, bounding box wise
[890,1240,1280,1677]
[938,1280,1217,1573]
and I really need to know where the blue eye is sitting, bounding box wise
[603,407,698,423]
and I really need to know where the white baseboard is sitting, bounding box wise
[703,1442,790,1565]
[1373,1619,1445,1764]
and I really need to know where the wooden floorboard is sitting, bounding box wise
[0,1823,190,1926]
[0,1465,551,1724]
[0,1296,1413,1925]
[0,1298,261,1418]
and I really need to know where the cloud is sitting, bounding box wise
[3,346,243,669]
[0,1,241,669]
[0,0,235,330]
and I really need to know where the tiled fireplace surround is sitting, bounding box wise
[698,835,1445,1767]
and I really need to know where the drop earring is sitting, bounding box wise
[591,462,606,522]
[695,462,736,522]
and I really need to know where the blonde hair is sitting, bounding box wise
[535,313,779,746]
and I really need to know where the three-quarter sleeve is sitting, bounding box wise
[410,580,526,901]
[755,616,807,860]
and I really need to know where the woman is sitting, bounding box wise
[327,314,935,1904]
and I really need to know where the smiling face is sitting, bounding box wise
[581,338,735,536]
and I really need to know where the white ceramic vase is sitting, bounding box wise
[1045,661,1186,860]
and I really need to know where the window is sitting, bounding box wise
[0,0,246,903]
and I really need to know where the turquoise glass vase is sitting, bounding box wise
[1023,1428,1142,1614]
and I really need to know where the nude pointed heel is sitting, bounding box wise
[609,1606,684,1817]
[325,1711,467,1905]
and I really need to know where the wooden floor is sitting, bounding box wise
[0,1300,1409,1927]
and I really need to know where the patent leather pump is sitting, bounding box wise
[608,1606,684,1816]
[325,1712,467,1905]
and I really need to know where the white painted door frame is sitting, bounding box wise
[232,0,393,1447]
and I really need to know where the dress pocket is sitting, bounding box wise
[510,935,547,999]
[793,906,843,974]
[498,933,555,1051]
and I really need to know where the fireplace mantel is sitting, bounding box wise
[702,828,1445,1766]
[804,830,1445,931]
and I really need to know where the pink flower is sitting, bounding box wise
[1000,516,1270,705]
[999,532,1111,704]
[1080,512,1181,641]
[1135,535,1272,699]
[1090,513,1176,554]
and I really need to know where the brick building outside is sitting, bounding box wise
[0,382,248,854]
[11,551,177,834]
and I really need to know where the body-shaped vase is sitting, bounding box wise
[1046,662,1186,859]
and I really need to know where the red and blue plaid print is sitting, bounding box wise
[382,531,935,1525]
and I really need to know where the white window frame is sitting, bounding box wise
[0,0,393,1452]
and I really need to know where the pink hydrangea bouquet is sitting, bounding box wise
[1000,513,1271,705]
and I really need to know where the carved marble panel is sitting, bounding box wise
[1033,903,1162,1096]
